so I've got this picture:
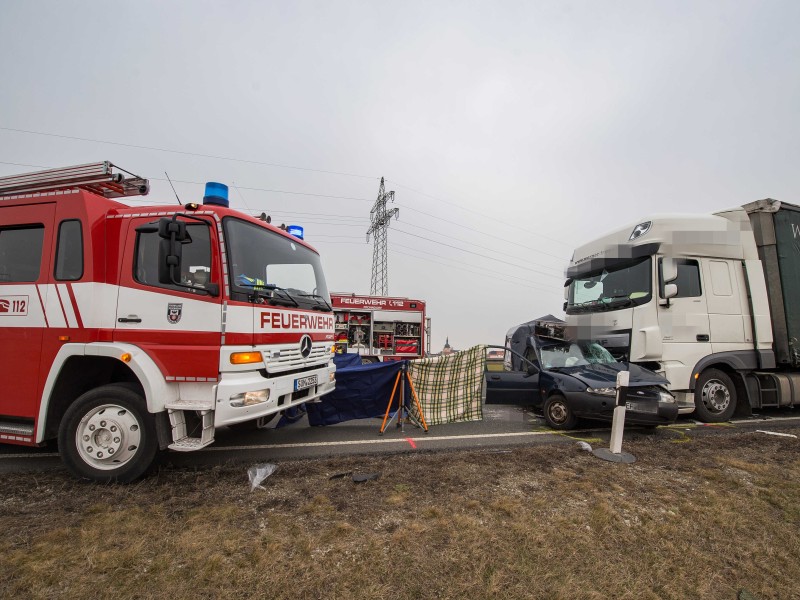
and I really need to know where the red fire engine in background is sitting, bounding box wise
[0,162,336,482]
[331,293,429,362]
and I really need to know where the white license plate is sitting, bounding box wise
[625,401,658,414]
[294,375,317,391]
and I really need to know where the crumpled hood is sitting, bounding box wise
[553,361,669,389]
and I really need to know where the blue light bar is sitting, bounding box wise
[203,182,229,207]
[287,225,304,239]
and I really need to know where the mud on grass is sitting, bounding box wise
[2,427,800,599]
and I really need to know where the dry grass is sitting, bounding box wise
[2,427,800,599]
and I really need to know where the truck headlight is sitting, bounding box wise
[230,390,270,407]
[658,391,676,403]
[587,387,616,396]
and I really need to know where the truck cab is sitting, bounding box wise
[565,208,776,421]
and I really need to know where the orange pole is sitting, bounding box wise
[405,371,429,432]
[379,371,403,434]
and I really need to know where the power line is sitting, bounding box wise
[396,203,569,261]
[387,179,572,248]
[390,228,564,280]
[389,247,562,295]
[391,222,563,275]
[0,127,378,180]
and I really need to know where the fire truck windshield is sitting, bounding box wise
[224,217,331,309]
[566,256,652,314]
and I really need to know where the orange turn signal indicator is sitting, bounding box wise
[120,353,132,363]
[230,352,263,365]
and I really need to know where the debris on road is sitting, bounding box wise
[248,463,277,491]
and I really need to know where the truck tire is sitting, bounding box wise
[58,384,158,483]
[694,369,737,423]
[543,394,578,430]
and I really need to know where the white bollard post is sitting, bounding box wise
[592,369,636,463]
[609,370,629,454]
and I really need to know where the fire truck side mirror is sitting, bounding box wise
[157,217,186,286]
[158,237,183,285]
[158,218,187,241]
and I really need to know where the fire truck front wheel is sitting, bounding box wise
[58,384,158,483]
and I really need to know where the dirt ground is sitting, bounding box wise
[2,425,799,599]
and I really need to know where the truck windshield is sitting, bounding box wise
[566,256,652,314]
[224,217,331,310]
[539,340,616,369]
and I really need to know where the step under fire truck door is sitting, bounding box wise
[113,216,223,381]
[0,202,56,420]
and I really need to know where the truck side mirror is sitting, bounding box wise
[157,217,187,285]
[158,237,182,285]
[662,258,678,283]
[659,283,678,307]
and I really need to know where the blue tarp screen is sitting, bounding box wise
[306,359,406,426]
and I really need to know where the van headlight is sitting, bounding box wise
[587,387,616,396]
[659,391,676,404]
[230,390,270,407]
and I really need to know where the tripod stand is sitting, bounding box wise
[379,362,429,435]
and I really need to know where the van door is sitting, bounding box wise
[657,257,711,390]
[113,215,223,382]
[0,203,55,419]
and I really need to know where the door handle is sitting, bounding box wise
[696,334,709,342]
[490,375,500,380]
[118,316,142,323]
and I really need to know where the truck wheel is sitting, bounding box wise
[694,369,737,423]
[543,394,578,430]
[58,384,158,483]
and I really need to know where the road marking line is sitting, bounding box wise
[3,415,800,460]
[405,437,417,449]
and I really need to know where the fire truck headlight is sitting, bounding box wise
[230,390,270,407]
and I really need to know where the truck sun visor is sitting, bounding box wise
[567,242,661,279]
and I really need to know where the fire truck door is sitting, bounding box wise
[0,203,55,419]
[113,217,222,381]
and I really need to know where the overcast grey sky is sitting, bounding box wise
[1,1,798,351]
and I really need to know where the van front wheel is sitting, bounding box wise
[693,369,736,423]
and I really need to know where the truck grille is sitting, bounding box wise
[262,343,330,374]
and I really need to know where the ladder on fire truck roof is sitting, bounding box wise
[0,161,150,199]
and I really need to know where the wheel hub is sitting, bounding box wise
[549,402,568,424]
[76,404,142,470]
[701,380,730,413]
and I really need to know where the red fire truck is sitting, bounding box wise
[0,162,336,482]
[330,293,428,362]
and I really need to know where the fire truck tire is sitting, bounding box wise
[693,369,736,423]
[543,394,578,430]
[58,384,158,483]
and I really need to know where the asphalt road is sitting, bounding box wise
[2,404,800,476]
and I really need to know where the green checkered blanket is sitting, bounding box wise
[407,345,486,425]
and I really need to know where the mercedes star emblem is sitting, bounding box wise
[300,335,313,358]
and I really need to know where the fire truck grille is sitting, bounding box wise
[263,344,330,374]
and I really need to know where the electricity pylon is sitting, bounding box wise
[366,177,398,295]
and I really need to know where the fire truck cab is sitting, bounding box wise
[0,162,336,482]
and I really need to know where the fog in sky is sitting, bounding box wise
[1,1,798,351]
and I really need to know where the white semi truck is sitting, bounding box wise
[564,198,800,422]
